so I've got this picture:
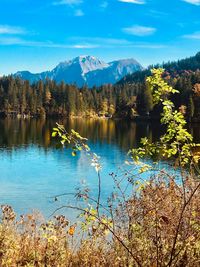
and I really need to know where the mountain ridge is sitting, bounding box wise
[14,55,143,87]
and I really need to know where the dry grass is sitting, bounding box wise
[0,171,199,267]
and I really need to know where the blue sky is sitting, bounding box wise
[1,0,200,75]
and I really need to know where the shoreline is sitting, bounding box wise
[0,112,199,123]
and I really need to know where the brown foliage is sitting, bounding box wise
[0,171,199,266]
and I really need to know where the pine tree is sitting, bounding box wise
[143,84,153,115]
[187,95,194,120]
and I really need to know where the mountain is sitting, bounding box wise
[14,55,143,87]
[14,71,51,84]
[86,58,143,87]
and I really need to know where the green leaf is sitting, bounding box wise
[72,151,77,157]
[52,132,57,137]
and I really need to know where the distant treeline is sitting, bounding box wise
[0,76,141,118]
[1,55,200,120]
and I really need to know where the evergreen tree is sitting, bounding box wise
[187,95,194,120]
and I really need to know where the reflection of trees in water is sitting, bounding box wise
[0,118,47,149]
[0,118,165,152]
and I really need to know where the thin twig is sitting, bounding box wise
[50,205,142,267]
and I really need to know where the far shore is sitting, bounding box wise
[1,112,199,123]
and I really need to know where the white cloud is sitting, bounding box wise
[53,0,82,6]
[183,31,200,39]
[74,9,84,16]
[122,25,156,36]
[0,25,25,35]
[182,0,200,5]
[118,0,145,4]
[72,44,99,48]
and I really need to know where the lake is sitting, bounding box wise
[0,118,199,219]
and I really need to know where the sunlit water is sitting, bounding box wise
[0,118,198,219]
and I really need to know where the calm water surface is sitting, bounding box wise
[0,118,199,218]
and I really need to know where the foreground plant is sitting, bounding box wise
[52,68,200,267]
[0,69,199,266]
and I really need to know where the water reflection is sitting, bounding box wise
[0,118,196,218]
[0,118,163,152]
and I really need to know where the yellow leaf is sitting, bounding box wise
[68,225,75,236]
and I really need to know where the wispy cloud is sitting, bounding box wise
[0,35,166,50]
[0,37,24,45]
[0,37,98,49]
[118,0,145,4]
[69,36,166,49]
[182,0,200,5]
[0,25,25,35]
[122,25,156,36]
[53,0,82,6]
[130,44,166,49]
[69,36,132,46]
[53,0,84,16]
[100,1,108,8]
[183,31,200,39]
[0,37,47,47]
[74,9,84,16]
[148,9,169,18]
[72,44,99,48]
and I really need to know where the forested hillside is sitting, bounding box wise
[1,52,200,121]
[0,76,141,118]
[119,52,200,121]
[119,52,200,84]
